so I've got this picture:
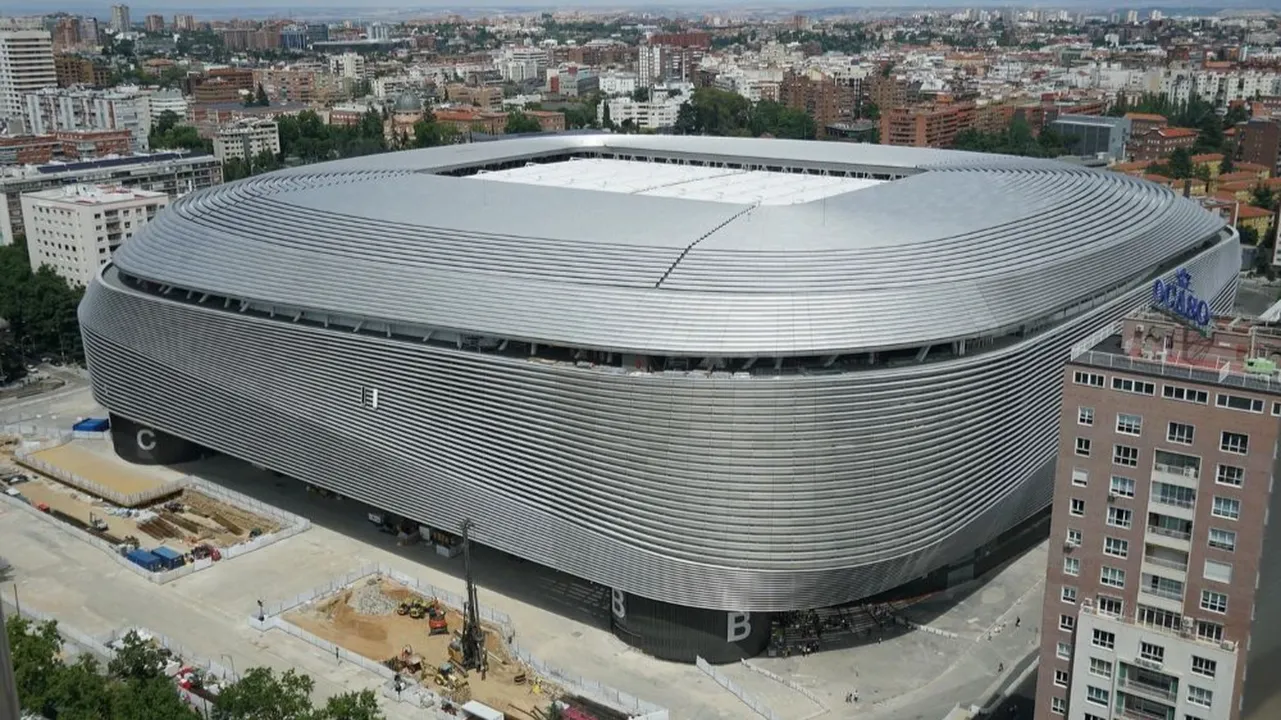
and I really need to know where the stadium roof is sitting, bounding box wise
[110,134,1230,356]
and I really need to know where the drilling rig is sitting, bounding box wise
[459,518,486,677]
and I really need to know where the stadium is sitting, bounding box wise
[78,135,1239,662]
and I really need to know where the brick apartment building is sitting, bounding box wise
[1128,127,1199,162]
[880,101,976,148]
[54,54,110,88]
[1238,119,1280,173]
[1126,112,1169,138]
[779,72,855,138]
[1034,308,1281,720]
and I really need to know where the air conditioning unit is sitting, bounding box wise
[1065,539,1080,550]
[1108,492,1118,502]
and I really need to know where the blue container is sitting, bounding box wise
[151,546,185,570]
[72,418,110,432]
[125,549,163,572]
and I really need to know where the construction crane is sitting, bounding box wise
[459,518,486,678]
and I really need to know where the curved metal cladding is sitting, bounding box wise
[107,413,202,465]
[80,137,1239,620]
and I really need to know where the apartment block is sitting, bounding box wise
[0,151,221,245]
[21,183,167,286]
[0,31,56,128]
[1034,309,1281,720]
[880,101,976,148]
[1128,127,1200,162]
[21,87,149,152]
[1238,119,1281,174]
[54,54,111,88]
[212,118,280,163]
[779,71,855,138]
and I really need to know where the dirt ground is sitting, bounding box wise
[31,443,180,501]
[7,475,278,553]
[287,577,555,718]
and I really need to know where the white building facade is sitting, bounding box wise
[21,183,167,286]
[212,118,280,163]
[0,30,55,130]
[22,87,151,152]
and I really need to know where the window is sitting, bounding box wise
[1138,605,1180,630]
[1216,393,1264,413]
[1167,421,1195,444]
[359,385,379,410]
[1089,657,1113,678]
[1053,669,1069,687]
[1059,613,1075,631]
[1164,384,1208,404]
[1064,557,1081,576]
[1061,586,1078,603]
[1152,481,1197,509]
[1197,620,1224,642]
[1274,401,1281,416]
[1209,528,1237,552]
[1110,475,1136,497]
[1078,406,1095,425]
[1071,498,1085,516]
[1216,464,1244,487]
[1192,656,1217,678]
[1113,377,1155,395]
[1067,528,1083,546]
[1072,468,1089,487]
[1113,444,1139,467]
[1101,566,1126,588]
[1116,413,1143,435]
[1204,560,1233,584]
[1187,686,1213,708]
[1050,696,1066,715]
[1107,506,1133,529]
[1074,371,1105,387]
[1097,595,1123,617]
[1086,685,1110,706]
[1220,431,1249,455]
[1200,590,1228,614]
[1212,496,1241,520]
[1104,537,1129,558]
[1140,642,1165,664]
[1076,438,1092,457]
[1056,641,1072,660]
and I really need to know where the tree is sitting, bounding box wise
[1219,151,1235,175]
[213,667,317,720]
[630,87,650,102]
[107,630,168,681]
[1167,147,1194,179]
[6,615,63,711]
[0,240,86,366]
[255,83,270,107]
[601,101,613,130]
[153,110,181,137]
[504,110,543,134]
[1252,183,1276,211]
[318,690,384,720]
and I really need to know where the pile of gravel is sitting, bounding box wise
[347,577,399,616]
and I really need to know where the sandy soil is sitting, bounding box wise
[287,578,549,717]
[8,476,279,553]
[31,443,180,500]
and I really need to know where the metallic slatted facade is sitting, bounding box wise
[79,137,1240,613]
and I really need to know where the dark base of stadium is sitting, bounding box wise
[108,414,1051,664]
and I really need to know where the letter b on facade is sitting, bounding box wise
[727,611,751,642]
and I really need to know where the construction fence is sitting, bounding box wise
[251,563,668,720]
[15,447,177,508]
[696,656,782,720]
[0,458,310,585]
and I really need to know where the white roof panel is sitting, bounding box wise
[474,157,881,206]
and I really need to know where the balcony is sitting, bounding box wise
[1119,677,1178,703]
[1116,703,1174,720]
[1145,525,1192,552]
[1143,554,1188,572]
[1140,584,1184,602]
[1152,461,1199,488]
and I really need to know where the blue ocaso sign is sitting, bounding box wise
[1152,268,1211,329]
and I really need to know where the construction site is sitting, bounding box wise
[1,436,279,565]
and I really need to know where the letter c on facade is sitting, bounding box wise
[136,429,157,451]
